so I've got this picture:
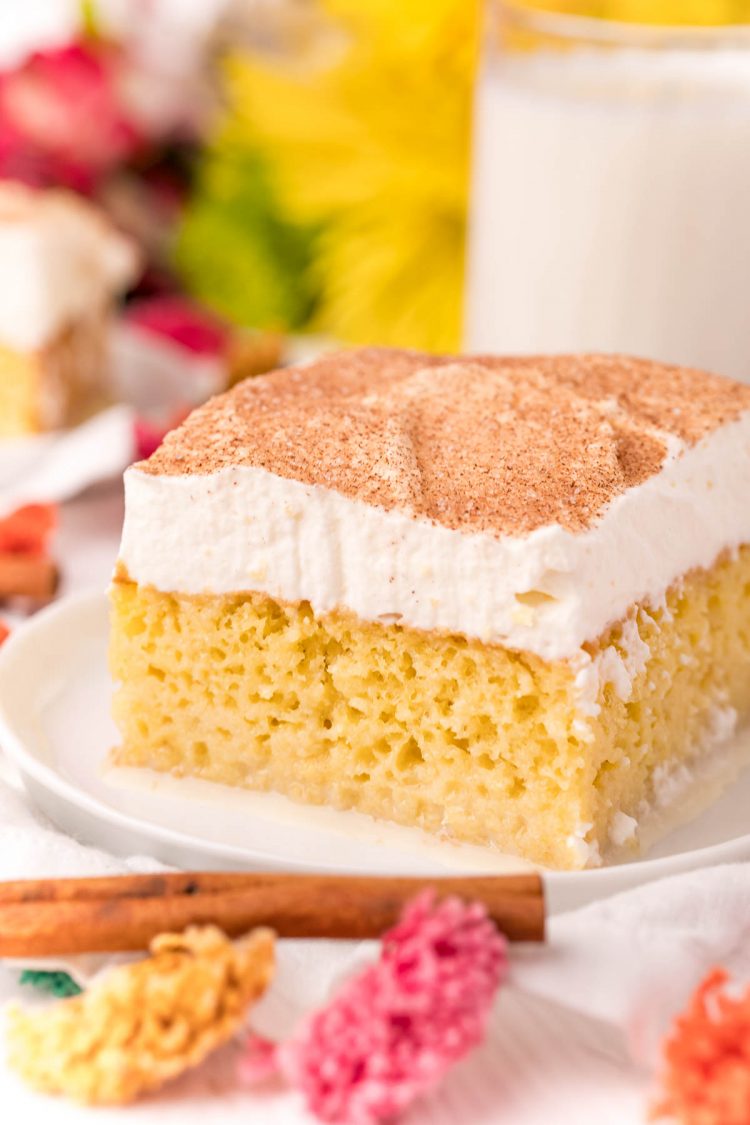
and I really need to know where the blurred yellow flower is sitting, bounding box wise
[221,0,479,351]
[535,0,749,21]
[178,0,750,351]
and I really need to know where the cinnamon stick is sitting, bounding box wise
[0,872,544,955]
[0,553,58,600]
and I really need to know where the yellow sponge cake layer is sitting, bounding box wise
[0,343,39,436]
[110,545,750,871]
[0,312,111,437]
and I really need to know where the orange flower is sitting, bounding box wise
[0,504,57,556]
[653,968,750,1125]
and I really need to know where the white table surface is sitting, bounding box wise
[0,483,652,1124]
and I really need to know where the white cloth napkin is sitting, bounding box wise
[0,761,748,1122]
[0,406,135,519]
[515,863,750,1065]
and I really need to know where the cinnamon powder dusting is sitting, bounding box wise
[141,348,750,537]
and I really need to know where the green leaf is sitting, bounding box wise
[19,970,82,998]
[174,146,320,331]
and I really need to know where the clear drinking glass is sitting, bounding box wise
[465,3,750,381]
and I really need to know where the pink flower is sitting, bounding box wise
[241,892,507,1123]
[0,42,142,192]
[125,296,228,357]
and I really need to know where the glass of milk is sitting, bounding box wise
[465,4,750,381]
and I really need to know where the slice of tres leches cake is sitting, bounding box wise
[110,348,750,870]
[0,182,138,438]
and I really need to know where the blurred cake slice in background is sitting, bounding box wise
[110,349,750,870]
[0,181,139,438]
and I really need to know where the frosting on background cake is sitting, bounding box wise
[0,182,137,351]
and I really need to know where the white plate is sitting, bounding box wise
[2,592,750,913]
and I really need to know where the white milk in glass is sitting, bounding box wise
[466,45,750,381]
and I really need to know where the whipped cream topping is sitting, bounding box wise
[140,348,750,537]
[119,409,750,662]
[0,182,139,350]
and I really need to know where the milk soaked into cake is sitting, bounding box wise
[466,48,750,381]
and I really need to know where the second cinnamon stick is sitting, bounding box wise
[0,553,58,600]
